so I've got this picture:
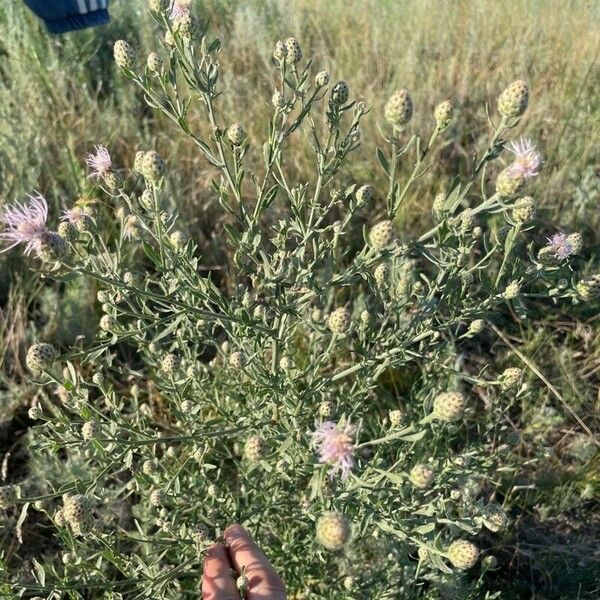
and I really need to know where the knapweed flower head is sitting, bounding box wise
[85,145,112,178]
[546,232,574,260]
[0,193,48,255]
[507,138,542,179]
[312,419,356,479]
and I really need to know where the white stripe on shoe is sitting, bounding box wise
[75,0,89,13]
[89,0,99,10]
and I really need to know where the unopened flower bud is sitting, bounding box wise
[356,184,373,205]
[503,280,521,300]
[147,52,163,73]
[511,196,535,224]
[244,435,266,461]
[114,40,135,70]
[315,70,330,87]
[229,351,247,369]
[500,367,522,389]
[227,123,246,146]
[331,81,349,104]
[328,307,351,334]
[434,100,453,130]
[370,220,395,250]
[82,420,100,441]
[432,391,466,422]
[447,540,480,570]
[384,89,413,126]
[482,504,509,532]
[26,343,56,374]
[141,150,165,183]
[273,40,287,61]
[496,167,525,198]
[316,512,350,551]
[410,464,435,489]
[498,80,529,119]
[389,409,404,427]
[162,353,180,375]
[284,37,302,64]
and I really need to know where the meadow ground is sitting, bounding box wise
[0,1,599,598]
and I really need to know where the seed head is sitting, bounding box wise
[315,70,330,87]
[432,391,466,422]
[114,40,135,70]
[370,220,396,250]
[328,307,351,334]
[331,81,349,104]
[284,37,302,64]
[227,123,246,146]
[37,232,68,262]
[410,463,435,489]
[162,353,181,375]
[447,539,480,570]
[143,459,158,475]
[244,435,266,461]
[498,80,529,119]
[170,230,187,248]
[316,512,350,551]
[384,89,413,126]
[26,343,56,374]
[434,100,453,130]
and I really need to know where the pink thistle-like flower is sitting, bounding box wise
[85,145,112,178]
[0,193,49,255]
[312,420,356,480]
[546,232,573,260]
[507,138,542,179]
[169,1,190,19]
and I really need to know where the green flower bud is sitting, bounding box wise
[227,123,246,146]
[328,307,351,334]
[26,343,56,374]
[447,539,480,570]
[384,89,413,126]
[496,166,525,198]
[370,220,395,250]
[244,435,266,461]
[434,100,453,130]
[410,463,435,489]
[114,40,135,70]
[284,37,302,64]
[498,80,529,119]
[316,512,350,551]
[432,391,466,422]
[331,81,349,104]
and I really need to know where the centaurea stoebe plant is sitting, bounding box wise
[1,3,597,599]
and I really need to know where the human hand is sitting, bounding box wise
[202,524,286,600]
